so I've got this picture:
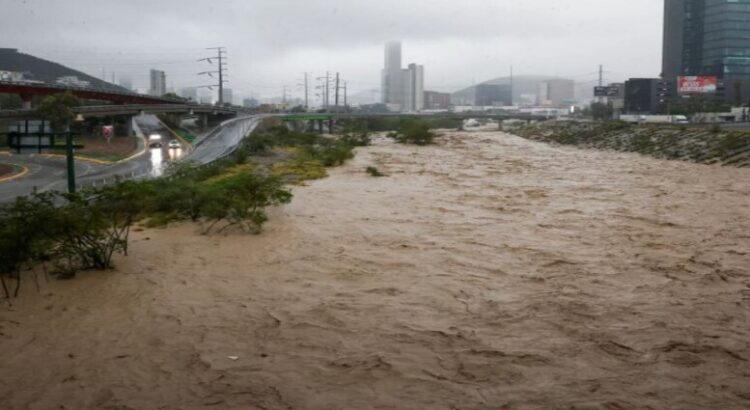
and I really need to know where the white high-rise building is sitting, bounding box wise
[380,42,424,112]
[149,69,166,96]
[404,63,424,112]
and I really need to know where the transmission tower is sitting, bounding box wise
[197,47,228,105]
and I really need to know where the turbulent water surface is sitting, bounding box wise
[1,130,749,409]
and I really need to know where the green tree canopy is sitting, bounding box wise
[35,92,81,132]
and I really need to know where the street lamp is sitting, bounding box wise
[66,114,85,193]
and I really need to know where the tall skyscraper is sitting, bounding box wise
[662,0,750,102]
[148,69,166,96]
[382,41,404,110]
[381,42,425,112]
[385,41,401,72]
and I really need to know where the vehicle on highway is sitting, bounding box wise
[168,139,181,149]
[148,133,162,148]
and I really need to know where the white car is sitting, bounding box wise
[168,139,181,149]
[148,133,162,148]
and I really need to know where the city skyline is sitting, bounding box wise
[0,0,662,100]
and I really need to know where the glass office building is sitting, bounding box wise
[663,0,750,102]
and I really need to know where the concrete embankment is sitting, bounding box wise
[513,121,750,167]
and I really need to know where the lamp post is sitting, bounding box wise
[66,114,84,193]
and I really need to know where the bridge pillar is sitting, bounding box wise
[126,116,135,137]
[328,119,334,134]
[199,114,208,129]
[317,119,323,133]
[498,119,504,130]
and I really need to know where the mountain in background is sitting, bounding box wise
[0,48,130,93]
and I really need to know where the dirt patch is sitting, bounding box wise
[47,135,139,162]
[1,131,749,409]
[0,162,14,178]
[79,135,138,160]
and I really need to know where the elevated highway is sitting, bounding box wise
[0,80,179,106]
[0,103,241,120]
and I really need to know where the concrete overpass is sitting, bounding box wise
[0,103,241,120]
[0,80,181,108]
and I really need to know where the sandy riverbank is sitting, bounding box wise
[1,130,749,409]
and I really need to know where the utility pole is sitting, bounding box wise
[598,64,604,104]
[317,72,331,109]
[334,72,340,108]
[343,81,347,108]
[510,65,514,106]
[325,71,330,108]
[298,73,310,110]
[198,47,228,105]
[66,130,75,193]
[303,72,309,109]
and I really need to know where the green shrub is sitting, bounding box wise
[366,166,385,177]
[389,119,436,146]
[200,172,292,234]
[0,191,58,298]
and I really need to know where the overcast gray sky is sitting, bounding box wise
[1,0,663,101]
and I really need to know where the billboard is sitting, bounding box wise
[593,85,621,97]
[594,86,609,97]
[678,76,717,94]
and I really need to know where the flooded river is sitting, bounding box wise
[1,130,749,409]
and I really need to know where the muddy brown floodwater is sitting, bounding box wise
[1,130,749,410]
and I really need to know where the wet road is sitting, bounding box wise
[0,114,258,201]
[184,115,264,164]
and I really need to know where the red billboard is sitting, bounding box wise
[678,76,717,94]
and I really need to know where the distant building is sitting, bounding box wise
[178,87,198,101]
[662,0,750,103]
[243,98,259,108]
[56,75,90,88]
[403,63,424,112]
[607,82,626,111]
[221,88,233,105]
[624,78,663,114]
[424,91,451,109]
[475,84,512,106]
[149,69,166,96]
[380,41,425,112]
[541,79,575,107]
[0,70,24,82]
[196,88,213,104]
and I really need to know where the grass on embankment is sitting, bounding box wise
[514,121,750,167]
